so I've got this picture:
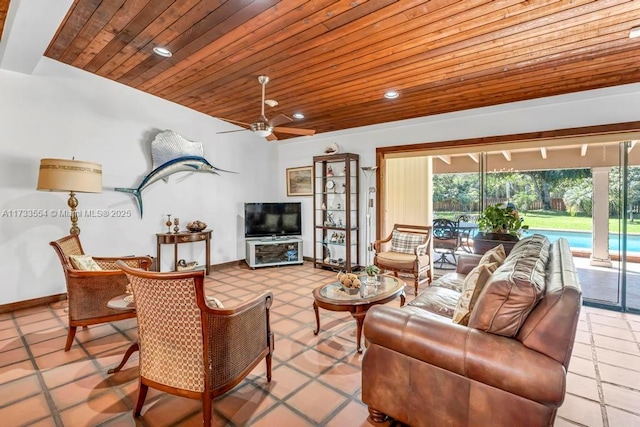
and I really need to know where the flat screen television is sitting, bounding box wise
[244,202,302,238]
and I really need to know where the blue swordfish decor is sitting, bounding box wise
[116,130,235,218]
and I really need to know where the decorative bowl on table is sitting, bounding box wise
[186,220,207,232]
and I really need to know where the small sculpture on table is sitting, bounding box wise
[165,214,173,233]
[173,217,180,233]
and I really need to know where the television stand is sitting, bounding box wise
[246,237,303,268]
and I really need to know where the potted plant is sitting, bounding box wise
[474,203,529,255]
[363,265,380,284]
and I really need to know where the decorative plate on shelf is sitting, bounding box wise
[324,143,339,155]
[326,180,335,191]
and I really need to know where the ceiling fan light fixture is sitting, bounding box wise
[630,27,640,38]
[153,46,172,57]
[293,113,305,119]
[384,90,399,99]
[250,121,273,137]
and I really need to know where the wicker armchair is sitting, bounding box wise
[50,235,152,351]
[373,224,433,296]
[116,261,274,427]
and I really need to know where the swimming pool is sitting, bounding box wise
[525,229,640,253]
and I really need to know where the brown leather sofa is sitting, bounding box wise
[362,235,582,427]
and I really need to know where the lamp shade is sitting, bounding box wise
[37,158,102,193]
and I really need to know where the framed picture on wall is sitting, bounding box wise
[286,166,313,196]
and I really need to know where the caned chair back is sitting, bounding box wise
[124,270,206,392]
[50,234,84,270]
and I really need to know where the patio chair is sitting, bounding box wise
[50,234,152,351]
[116,261,274,427]
[373,224,432,296]
[432,218,461,268]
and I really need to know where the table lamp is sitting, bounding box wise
[37,158,102,235]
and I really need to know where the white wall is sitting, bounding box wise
[0,58,276,305]
[276,82,640,265]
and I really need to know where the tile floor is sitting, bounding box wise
[0,262,639,426]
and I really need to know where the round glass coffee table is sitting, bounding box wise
[312,275,406,353]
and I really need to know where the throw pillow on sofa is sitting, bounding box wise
[478,244,506,266]
[468,234,550,337]
[452,262,498,325]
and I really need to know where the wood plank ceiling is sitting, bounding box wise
[44,0,640,141]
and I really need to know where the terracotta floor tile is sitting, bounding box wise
[59,390,129,426]
[602,383,640,413]
[0,359,36,384]
[215,383,278,425]
[318,362,362,395]
[325,400,373,427]
[0,336,23,353]
[50,372,110,411]
[35,346,87,371]
[0,374,42,405]
[252,403,314,426]
[271,318,305,335]
[82,332,133,356]
[557,394,604,427]
[606,406,640,425]
[595,347,640,371]
[138,393,202,426]
[568,356,597,379]
[0,392,51,426]
[592,335,639,356]
[315,336,356,360]
[589,314,630,329]
[0,325,19,341]
[14,310,55,327]
[598,364,640,390]
[273,337,307,363]
[29,417,58,427]
[566,373,600,401]
[286,380,348,423]
[19,318,63,335]
[289,349,338,376]
[23,326,68,345]
[41,357,99,389]
[73,324,119,344]
[29,335,69,358]
[258,364,312,399]
[591,324,635,341]
[0,318,14,331]
[0,345,29,367]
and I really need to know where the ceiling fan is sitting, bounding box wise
[217,75,316,141]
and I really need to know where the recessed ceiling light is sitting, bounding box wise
[153,47,172,57]
[384,90,399,99]
[292,113,305,119]
[630,27,640,38]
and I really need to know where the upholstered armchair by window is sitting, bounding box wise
[116,261,274,427]
[50,234,152,351]
[373,224,432,296]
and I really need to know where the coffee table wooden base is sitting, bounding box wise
[313,291,405,354]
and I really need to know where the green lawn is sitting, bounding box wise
[439,210,640,234]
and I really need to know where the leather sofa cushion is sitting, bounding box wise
[407,286,459,318]
[431,272,465,293]
[468,234,549,337]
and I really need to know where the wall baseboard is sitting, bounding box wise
[0,293,67,314]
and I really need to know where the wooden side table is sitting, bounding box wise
[156,229,212,275]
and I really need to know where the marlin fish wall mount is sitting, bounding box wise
[115,130,235,218]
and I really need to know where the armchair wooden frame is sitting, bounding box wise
[50,234,152,351]
[373,224,433,296]
[116,261,274,427]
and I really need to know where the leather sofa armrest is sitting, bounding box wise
[456,254,482,274]
[364,305,566,405]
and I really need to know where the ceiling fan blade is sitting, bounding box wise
[273,126,316,136]
[218,117,251,127]
[216,129,249,134]
[266,133,278,142]
[268,114,292,127]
